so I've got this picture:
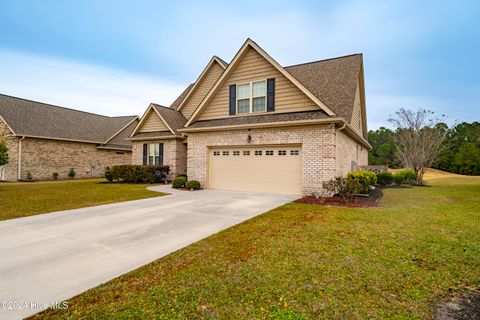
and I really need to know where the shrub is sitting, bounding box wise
[376,172,393,186]
[393,169,416,185]
[26,171,33,181]
[172,176,187,189]
[347,170,377,194]
[52,172,59,180]
[176,173,188,180]
[68,168,76,178]
[186,179,201,190]
[104,165,170,183]
[323,176,360,202]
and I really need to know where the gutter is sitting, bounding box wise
[17,136,25,180]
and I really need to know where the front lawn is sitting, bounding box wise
[0,179,165,221]
[31,174,480,319]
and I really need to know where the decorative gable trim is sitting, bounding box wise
[130,104,176,137]
[185,38,336,127]
[176,56,227,112]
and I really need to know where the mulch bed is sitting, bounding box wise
[436,290,480,320]
[294,187,383,208]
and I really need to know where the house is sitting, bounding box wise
[130,39,371,195]
[0,94,138,181]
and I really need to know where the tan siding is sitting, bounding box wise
[197,47,319,121]
[181,62,224,120]
[350,79,362,133]
[138,110,168,132]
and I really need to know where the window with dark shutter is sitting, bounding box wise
[229,84,236,115]
[143,144,147,165]
[267,78,275,112]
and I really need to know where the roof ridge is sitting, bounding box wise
[284,53,363,69]
[0,93,132,119]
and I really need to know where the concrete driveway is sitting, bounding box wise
[0,186,296,319]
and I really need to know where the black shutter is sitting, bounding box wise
[267,78,275,112]
[229,84,236,115]
[143,144,148,165]
[158,143,164,165]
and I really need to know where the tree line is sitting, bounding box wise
[369,121,480,175]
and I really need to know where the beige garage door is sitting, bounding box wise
[208,146,302,195]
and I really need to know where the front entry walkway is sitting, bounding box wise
[0,185,297,319]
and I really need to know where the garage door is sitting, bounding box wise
[208,146,302,195]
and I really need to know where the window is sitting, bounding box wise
[290,150,299,156]
[243,150,250,156]
[278,150,286,156]
[213,151,220,156]
[237,80,266,114]
[266,150,274,156]
[222,151,229,156]
[237,84,250,114]
[233,151,240,156]
[147,143,159,165]
[255,150,262,156]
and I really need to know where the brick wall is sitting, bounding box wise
[336,130,368,176]
[132,139,187,179]
[19,138,131,180]
[186,124,337,195]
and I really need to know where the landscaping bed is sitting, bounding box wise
[294,187,383,208]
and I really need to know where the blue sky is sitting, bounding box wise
[0,0,478,129]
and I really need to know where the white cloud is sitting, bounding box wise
[0,49,184,116]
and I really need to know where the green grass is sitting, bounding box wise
[0,179,165,221]
[31,175,480,319]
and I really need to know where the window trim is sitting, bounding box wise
[146,143,160,165]
[236,79,267,114]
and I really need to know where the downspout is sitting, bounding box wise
[18,136,25,180]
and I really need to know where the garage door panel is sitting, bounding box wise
[208,146,302,195]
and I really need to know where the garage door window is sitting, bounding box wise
[266,150,274,156]
[278,150,286,156]
[213,151,220,156]
[291,150,299,156]
[243,150,250,156]
[255,150,262,156]
[222,151,229,156]
[233,151,240,156]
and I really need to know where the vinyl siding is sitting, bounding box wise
[197,46,319,121]
[138,110,169,133]
[350,79,362,134]
[180,62,224,120]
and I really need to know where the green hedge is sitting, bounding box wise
[376,172,393,186]
[186,180,201,190]
[393,169,416,185]
[104,165,170,183]
[347,170,377,194]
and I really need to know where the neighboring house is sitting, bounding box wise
[131,39,371,195]
[0,94,138,181]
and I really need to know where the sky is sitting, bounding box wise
[0,0,478,129]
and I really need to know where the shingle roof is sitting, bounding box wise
[186,110,330,128]
[285,54,362,122]
[0,94,137,145]
[170,84,194,110]
[151,104,187,135]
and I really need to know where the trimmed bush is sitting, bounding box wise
[176,173,188,180]
[172,176,187,189]
[376,172,393,186]
[52,172,59,180]
[323,176,360,202]
[26,171,33,181]
[393,169,416,185]
[186,179,201,190]
[104,165,170,183]
[347,170,377,194]
[68,168,76,178]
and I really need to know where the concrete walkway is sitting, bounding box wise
[0,185,297,319]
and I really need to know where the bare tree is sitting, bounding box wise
[388,108,448,185]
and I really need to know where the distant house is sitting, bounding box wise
[129,39,371,195]
[0,94,138,181]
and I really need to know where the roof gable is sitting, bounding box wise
[185,39,335,127]
[130,104,187,138]
[177,57,226,119]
